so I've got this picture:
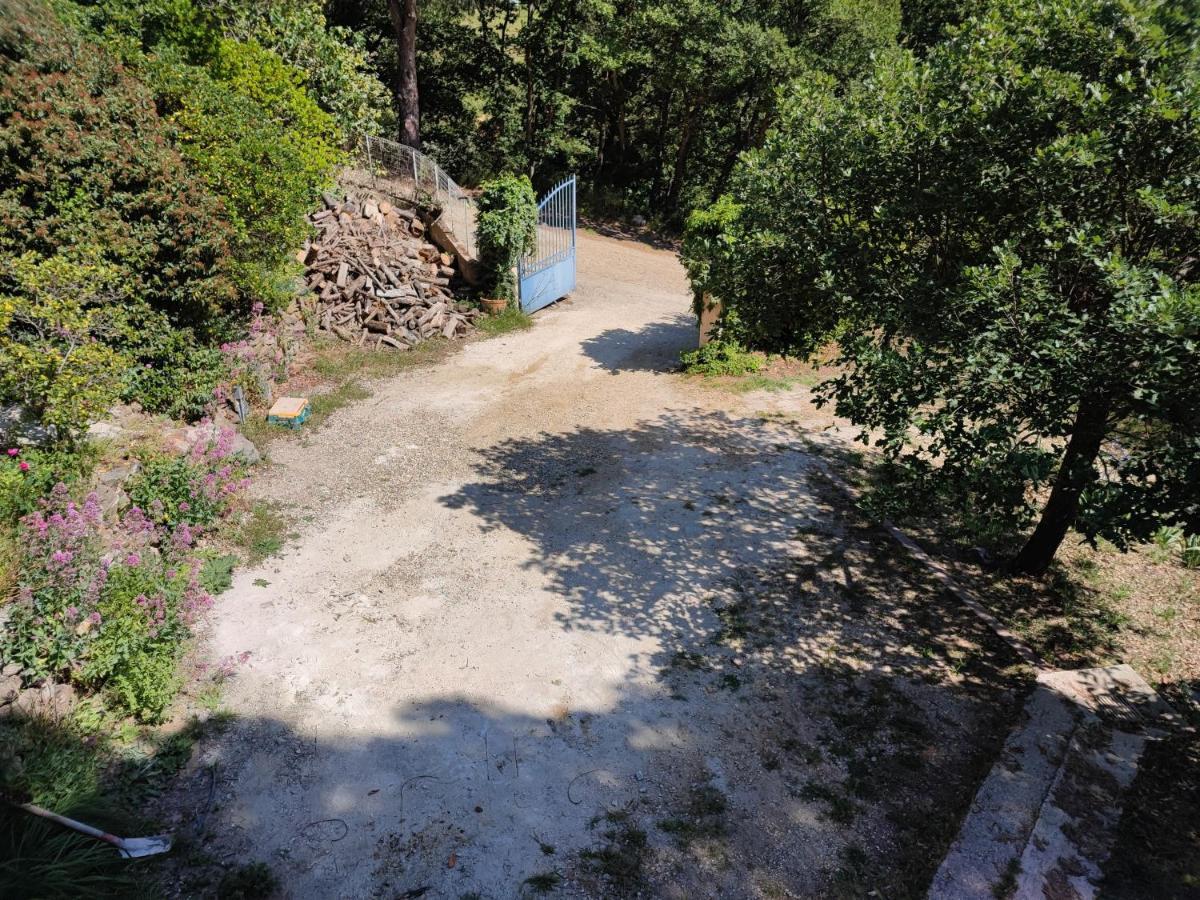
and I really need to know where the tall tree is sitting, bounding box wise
[688,0,1200,574]
[387,0,420,147]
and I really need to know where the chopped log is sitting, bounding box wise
[301,192,477,351]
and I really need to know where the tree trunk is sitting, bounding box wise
[387,0,420,148]
[664,101,699,211]
[1011,393,1113,575]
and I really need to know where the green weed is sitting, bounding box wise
[477,305,534,336]
[680,339,764,376]
[522,870,562,893]
[227,502,289,564]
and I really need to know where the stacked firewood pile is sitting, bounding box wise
[300,194,479,350]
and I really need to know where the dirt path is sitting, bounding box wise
[183,231,1022,899]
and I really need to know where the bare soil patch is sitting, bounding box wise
[156,232,1028,898]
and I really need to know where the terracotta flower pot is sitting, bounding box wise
[481,297,508,315]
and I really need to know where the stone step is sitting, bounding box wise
[928,664,1181,900]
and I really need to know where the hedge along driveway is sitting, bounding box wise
[166,229,1027,898]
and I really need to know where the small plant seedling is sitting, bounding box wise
[522,870,562,893]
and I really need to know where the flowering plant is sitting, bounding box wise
[128,425,251,529]
[216,301,293,408]
[0,484,212,721]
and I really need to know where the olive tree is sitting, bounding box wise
[693,0,1200,573]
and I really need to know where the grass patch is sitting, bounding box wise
[799,780,858,824]
[721,375,804,393]
[0,707,234,899]
[306,381,371,427]
[522,870,562,893]
[216,861,278,899]
[657,783,728,846]
[580,811,648,892]
[225,501,289,564]
[680,340,764,376]
[198,552,239,595]
[477,305,534,336]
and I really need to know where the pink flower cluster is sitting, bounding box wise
[5,447,30,472]
[216,302,293,404]
[15,482,215,678]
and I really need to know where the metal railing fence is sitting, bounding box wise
[352,135,477,258]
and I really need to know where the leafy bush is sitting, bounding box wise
[0,8,238,330]
[0,487,212,721]
[128,429,249,530]
[695,0,1200,572]
[0,446,99,526]
[157,39,340,305]
[680,340,764,377]
[681,195,742,317]
[200,0,392,137]
[476,175,538,302]
[121,320,229,421]
[0,255,130,441]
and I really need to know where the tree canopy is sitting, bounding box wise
[685,0,1200,572]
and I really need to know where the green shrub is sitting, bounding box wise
[105,638,184,723]
[0,254,130,441]
[0,7,239,331]
[129,438,249,530]
[121,321,229,421]
[200,0,392,137]
[694,0,1200,571]
[159,40,340,304]
[476,175,538,302]
[0,487,212,721]
[680,340,765,377]
[681,195,742,312]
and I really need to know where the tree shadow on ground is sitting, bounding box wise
[161,411,1030,898]
[579,315,697,375]
[579,218,680,252]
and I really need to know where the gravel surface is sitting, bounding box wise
[168,230,1022,899]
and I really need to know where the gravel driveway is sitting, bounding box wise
[177,230,1022,899]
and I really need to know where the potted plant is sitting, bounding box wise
[476,175,538,315]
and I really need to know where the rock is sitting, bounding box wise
[0,404,56,446]
[631,214,648,227]
[162,424,260,465]
[1,663,21,677]
[87,420,125,441]
[161,426,194,456]
[14,682,76,718]
[95,482,130,522]
[0,675,21,705]
[227,431,261,465]
[98,462,140,486]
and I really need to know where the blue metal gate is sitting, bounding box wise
[518,176,576,313]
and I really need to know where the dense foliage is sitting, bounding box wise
[0,427,247,720]
[329,0,900,222]
[0,13,237,330]
[686,0,1200,572]
[476,175,538,302]
[0,0,367,432]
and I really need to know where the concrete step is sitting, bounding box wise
[928,664,1181,900]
